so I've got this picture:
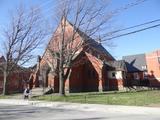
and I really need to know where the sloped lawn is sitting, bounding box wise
[32,90,160,106]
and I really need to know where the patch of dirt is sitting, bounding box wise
[146,104,160,108]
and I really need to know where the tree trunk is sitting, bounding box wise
[59,71,65,96]
[59,50,65,96]
[2,71,8,95]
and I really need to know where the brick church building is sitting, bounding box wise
[31,18,127,93]
[1,18,159,94]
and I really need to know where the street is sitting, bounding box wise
[0,104,160,120]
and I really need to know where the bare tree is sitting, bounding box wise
[0,5,47,95]
[44,0,146,96]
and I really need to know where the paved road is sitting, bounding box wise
[0,104,160,120]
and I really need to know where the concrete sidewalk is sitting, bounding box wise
[0,99,160,115]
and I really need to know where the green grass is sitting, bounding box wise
[32,90,160,106]
[0,95,12,99]
[0,93,22,99]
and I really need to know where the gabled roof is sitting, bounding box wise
[69,21,115,60]
[85,39,115,60]
[122,54,147,72]
[46,17,115,61]
[105,60,126,71]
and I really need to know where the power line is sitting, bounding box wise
[108,19,160,34]
[37,0,148,23]
[108,0,147,15]
[102,23,160,42]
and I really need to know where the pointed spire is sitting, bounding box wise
[96,35,101,45]
[61,15,66,22]
[60,15,68,26]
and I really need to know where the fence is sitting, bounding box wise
[34,90,160,106]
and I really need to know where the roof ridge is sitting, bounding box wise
[43,17,115,61]
[65,19,115,60]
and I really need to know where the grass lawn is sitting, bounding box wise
[0,95,11,99]
[32,90,160,106]
[0,93,23,99]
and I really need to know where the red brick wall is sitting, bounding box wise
[48,18,82,53]
[0,71,30,94]
[85,53,104,91]
[146,50,160,87]
[47,73,59,92]
[126,72,144,86]
[69,53,101,92]
[69,65,84,92]
[109,79,124,90]
[127,72,144,80]
[69,52,117,92]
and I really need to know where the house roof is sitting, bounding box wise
[40,17,115,70]
[122,54,147,72]
[105,60,126,71]
[85,38,115,60]
[46,17,115,61]
[70,22,115,60]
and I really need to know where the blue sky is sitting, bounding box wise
[0,0,160,63]
[109,0,160,59]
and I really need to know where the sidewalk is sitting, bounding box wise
[0,99,160,115]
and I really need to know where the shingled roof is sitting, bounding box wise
[63,19,115,60]
[44,17,115,63]
[122,54,147,72]
[105,60,126,71]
